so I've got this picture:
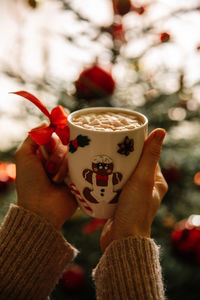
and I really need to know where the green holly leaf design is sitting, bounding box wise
[77,135,91,147]
[69,143,77,153]
[69,135,91,153]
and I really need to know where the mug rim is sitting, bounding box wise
[68,107,148,134]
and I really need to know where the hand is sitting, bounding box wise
[100,128,168,252]
[15,127,77,230]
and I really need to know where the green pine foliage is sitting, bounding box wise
[1,1,200,299]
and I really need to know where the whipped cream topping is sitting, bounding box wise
[71,111,142,131]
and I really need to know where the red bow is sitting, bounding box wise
[10,91,70,146]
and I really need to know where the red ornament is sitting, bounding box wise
[194,171,200,186]
[83,218,106,235]
[0,162,16,192]
[10,91,69,146]
[112,0,131,16]
[75,65,115,100]
[171,215,200,264]
[160,32,170,43]
[60,264,86,291]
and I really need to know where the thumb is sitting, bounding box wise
[133,128,166,182]
[17,135,39,157]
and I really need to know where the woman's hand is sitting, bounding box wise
[15,128,77,230]
[100,128,168,252]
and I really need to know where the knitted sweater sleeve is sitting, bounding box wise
[0,204,78,300]
[93,236,165,300]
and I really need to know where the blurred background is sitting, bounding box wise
[1,0,200,299]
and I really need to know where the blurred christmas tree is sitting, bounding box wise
[1,0,200,299]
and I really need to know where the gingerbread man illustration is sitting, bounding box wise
[82,155,123,204]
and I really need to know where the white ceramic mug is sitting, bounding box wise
[67,107,148,219]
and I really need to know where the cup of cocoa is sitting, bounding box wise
[67,107,148,219]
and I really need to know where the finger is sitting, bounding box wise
[40,135,59,160]
[15,135,39,159]
[33,121,48,130]
[133,128,166,183]
[52,151,68,183]
[36,148,46,165]
[45,137,56,154]
[154,164,168,200]
[52,154,68,183]
[45,139,68,175]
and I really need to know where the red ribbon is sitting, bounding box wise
[10,91,70,146]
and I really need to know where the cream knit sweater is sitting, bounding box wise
[0,205,165,299]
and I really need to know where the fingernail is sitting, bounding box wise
[46,161,56,174]
[154,129,166,142]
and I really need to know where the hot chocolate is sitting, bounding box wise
[71,111,142,132]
